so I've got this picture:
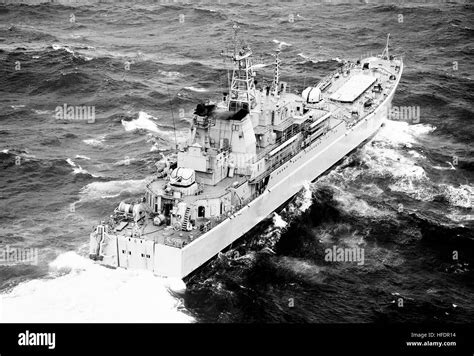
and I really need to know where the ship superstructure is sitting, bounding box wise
[89,32,403,278]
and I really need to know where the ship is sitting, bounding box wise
[89,29,403,279]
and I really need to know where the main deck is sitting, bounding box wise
[113,175,249,248]
[114,213,213,248]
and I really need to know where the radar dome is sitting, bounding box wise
[170,167,195,187]
[302,87,322,103]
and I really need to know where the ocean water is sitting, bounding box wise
[0,0,472,323]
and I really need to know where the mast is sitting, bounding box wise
[270,48,281,97]
[222,24,257,112]
[166,85,178,151]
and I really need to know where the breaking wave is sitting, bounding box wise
[122,111,162,134]
[122,111,188,145]
[183,86,208,93]
[66,158,98,177]
[82,135,106,147]
[0,252,193,323]
[79,179,147,201]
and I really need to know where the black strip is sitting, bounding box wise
[0,324,471,355]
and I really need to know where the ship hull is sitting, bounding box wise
[169,91,393,278]
[94,64,402,279]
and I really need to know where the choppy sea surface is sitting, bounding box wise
[0,0,473,323]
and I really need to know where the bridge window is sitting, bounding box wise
[229,101,249,112]
[198,206,205,218]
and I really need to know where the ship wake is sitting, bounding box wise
[0,252,194,323]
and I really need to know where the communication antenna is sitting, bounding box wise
[381,33,390,59]
[220,23,241,90]
[166,85,178,151]
[232,23,240,58]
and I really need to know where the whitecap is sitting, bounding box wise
[375,120,436,148]
[158,70,181,78]
[296,181,313,212]
[123,112,188,146]
[432,161,456,171]
[0,252,194,323]
[33,109,52,115]
[441,184,473,209]
[52,43,74,55]
[272,212,287,229]
[79,179,147,202]
[75,155,91,160]
[184,86,208,93]
[122,112,161,133]
[66,158,97,177]
[332,187,390,218]
[272,39,292,49]
[82,135,106,147]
